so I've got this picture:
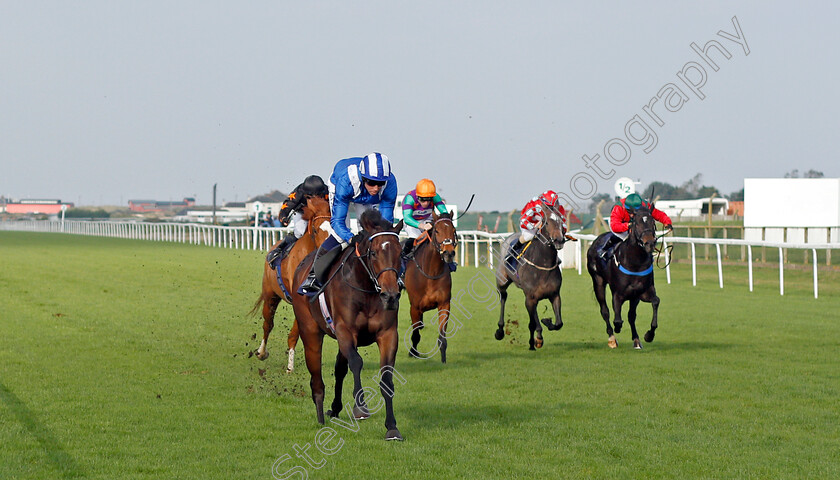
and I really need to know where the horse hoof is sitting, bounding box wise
[408,348,420,358]
[494,329,505,341]
[256,351,269,361]
[385,429,403,441]
[608,336,617,349]
[644,331,655,343]
[353,406,370,420]
[613,323,623,334]
[535,338,543,349]
[633,339,642,350]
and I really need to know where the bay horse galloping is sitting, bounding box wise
[586,205,660,349]
[291,210,405,441]
[251,195,331,369]
[404,210,457,363]
[495,202,570,350]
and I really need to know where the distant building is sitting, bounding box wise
[2,199,74,214]
[128,197,195,213]
[655,197,729,219]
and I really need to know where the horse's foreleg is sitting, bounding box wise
[642,286,660,343]
[627,297,642,349]
[525,297,541,350]
[591,275,616,348]
[611,290,624,335]
[257,294,281,361]
[327,351,348,418]
[437,301,451,364]
[376,328,402,441]
[409,305,423,358]
[340,342,369,420]
[541,292,563,331]
[495,283,510,341]
[301,331,326,425]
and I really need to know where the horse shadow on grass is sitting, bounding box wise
[0,382,84,478]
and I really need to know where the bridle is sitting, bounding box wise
[352,231,401,293]
[430,217,458,257]
[628,210,656,249]
[308,214,331,243]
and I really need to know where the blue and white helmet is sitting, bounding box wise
[358,153,391,182]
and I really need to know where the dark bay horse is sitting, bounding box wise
[495,202,571,350]
[291,210,405,441]
[251,196,331,369]
[404,211,457,363]
[586,205,660,349]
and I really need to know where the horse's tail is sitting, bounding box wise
[248,294,265,318]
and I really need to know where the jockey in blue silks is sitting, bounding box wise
[298,152,398,294]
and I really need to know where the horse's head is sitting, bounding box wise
[629,205,657,255]
[302,195,331,246]
[431,210,458,264]
[537,201,567,251]
[358,209,403,310]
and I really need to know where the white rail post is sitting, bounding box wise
[473,234,479,268]
[716,244,723,288]
[747,245,753,292]
[813,248,818,299]
[691,242,697,286]
[778,247,784,296]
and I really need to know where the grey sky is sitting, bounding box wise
[2,2,837,210]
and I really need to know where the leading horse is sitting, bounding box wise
[403,210,457,363]
[251,195,331,369]
[291,210,405,441]
[586,204,660,349]
[495,202,570,350]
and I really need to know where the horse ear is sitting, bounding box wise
[432,210,440,221]
[393,220,404,234]
[449,209,454,217]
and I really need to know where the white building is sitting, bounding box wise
[655,197,729,220]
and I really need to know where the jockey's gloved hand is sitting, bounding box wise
[351,232,367,245]
[666,224,674,232]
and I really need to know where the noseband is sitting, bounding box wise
[629,213,656,248]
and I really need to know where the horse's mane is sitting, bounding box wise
[359,209,392,233]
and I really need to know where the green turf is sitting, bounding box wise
[1,231,839,479]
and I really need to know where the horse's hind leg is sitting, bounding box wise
[408,305,423,358]
[641,286,660,343]
[285,318,299,372]
[257,294,281,361]
[301,331,326,425]
[627,297,642,349]
[327,351,348,418]
[495,281,511,341]
[591,275,616,348]
[541,292,563,331]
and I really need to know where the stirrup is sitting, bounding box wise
[298,272,321,296]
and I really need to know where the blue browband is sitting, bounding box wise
[618,264,654,276]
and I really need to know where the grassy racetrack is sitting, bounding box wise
[2,231,839,479]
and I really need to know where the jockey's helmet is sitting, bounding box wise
[539,190,559,207]
[358,153,391,183]
[302,175,327,195]
[624,193,643,211]
[416,179,436,199]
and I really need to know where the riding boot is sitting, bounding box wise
[504,239,524,272]
[299,237,342,296]
[599,235,619,260]
[267,235,298,268]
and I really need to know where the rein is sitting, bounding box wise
[308,214,331,243]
